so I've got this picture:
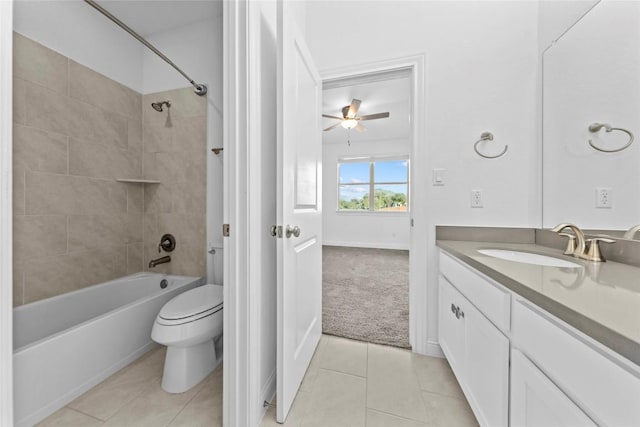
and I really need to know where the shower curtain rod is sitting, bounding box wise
[84,0,207,96]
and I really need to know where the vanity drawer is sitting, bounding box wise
[439,251,511,332]
[512,299,640,426]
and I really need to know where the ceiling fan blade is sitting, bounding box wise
[322,114,343,120]
[358,112,390,121]
[347,99,362,118]
[355,123,366,133]
[323,122,342,131]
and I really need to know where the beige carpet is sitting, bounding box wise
[322,246,410,349]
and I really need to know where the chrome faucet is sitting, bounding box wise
[149,255,171,268]
[551,223,615,262]
[623,224,640,240]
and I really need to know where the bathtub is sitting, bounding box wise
[13,272,204,427]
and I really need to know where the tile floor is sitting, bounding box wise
[38,346,223,427]
[261,335,479,427]
[38,335,476,427]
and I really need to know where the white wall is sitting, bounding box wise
[323,138,410,249]
[307,0,540,352]
[538,0,599,53]
[13,0,144,92]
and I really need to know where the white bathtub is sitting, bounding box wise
[13,272,204,427]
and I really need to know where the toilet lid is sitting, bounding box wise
[159,284,223,320]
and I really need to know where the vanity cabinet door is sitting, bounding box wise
[463,299,509,427]
[511,349,597,427]
[439,275,509,427]
[438,275,466,374]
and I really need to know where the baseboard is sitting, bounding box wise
[322,240,409,250]
[258,368,277,425]
[423,341,444,358]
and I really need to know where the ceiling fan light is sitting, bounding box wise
[341,119,358,129]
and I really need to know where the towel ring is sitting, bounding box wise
[474,131,508,159]
[588,123,634,153]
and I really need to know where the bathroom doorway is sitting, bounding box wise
[8,1,225,425]
[320,65,419,349]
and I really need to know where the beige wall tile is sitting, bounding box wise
[13,215,67,261]
[26,172,127,215]
[26,85,128,150]
[144,242,204,277]
[143,184,172,214]
[128,119,143,153]
[127,184,144,214]
[13,32,68,95]
[127,243,144,275]
[143,121,172,153]
[144,88,206,121]
[13,168,25,215]
[142,153,158,181]
[24,245,127,303]
[68,214,142,252]
[13,264,24,307]
[172,116,207,154]
[13,78,27,124]
[143,214,157,244]
[69,60,142,121]
[157,214,205,248]
[14,124,68,174]
[69,139,141,180]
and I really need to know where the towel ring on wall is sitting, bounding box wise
[474,131,508,159]
[588,123,634,153]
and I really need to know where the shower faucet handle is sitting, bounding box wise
[158,234,176,253]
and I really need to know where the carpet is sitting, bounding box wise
[322,246,410,349]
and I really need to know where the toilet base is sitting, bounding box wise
[161,339,217,394]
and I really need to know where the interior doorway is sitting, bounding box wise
[321,69,413,349]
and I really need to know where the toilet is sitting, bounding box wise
[151,284,223,393]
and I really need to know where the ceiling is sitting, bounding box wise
[322,76,411,145]
[96,0,222,37]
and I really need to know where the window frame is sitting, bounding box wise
[337,155,410,214]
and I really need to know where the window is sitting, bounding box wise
[338,157,409,212]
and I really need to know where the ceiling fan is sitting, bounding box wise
[322,99,390,132]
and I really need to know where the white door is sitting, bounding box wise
[276,1,323,423]
[510,349,597,427]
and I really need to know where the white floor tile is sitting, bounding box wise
[301,369,366,427]
[367,343,428,422]
[366,409,428,427]
[411,353,465,399]
[421,391,479,427]
[318,335,367,377]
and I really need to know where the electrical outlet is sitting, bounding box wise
[596,187,613,208]
[471,190,483,208]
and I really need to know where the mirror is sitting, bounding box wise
[542,0,640,239]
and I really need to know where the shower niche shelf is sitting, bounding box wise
[116,178,161,184]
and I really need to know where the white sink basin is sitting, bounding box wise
[478,249,582,268]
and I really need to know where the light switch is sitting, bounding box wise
[433,168,445,186]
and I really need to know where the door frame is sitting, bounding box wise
[0,0,14,424]
[320,55,433,355]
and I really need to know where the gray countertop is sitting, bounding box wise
[437,240,640,366]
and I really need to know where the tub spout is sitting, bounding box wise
[149,255,171,268]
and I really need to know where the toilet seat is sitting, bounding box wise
[157,284,223,326]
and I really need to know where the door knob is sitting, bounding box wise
[285,225,300,238]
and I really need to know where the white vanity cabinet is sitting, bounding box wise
[438,249,640,427]
[510,349,596,427]
[439,255,510,427]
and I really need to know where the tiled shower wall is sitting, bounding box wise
[142,88,207,277]
[12,33,207,307]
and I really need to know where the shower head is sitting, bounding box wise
[151,100,171,112]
